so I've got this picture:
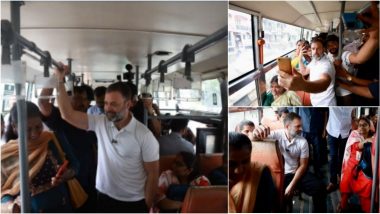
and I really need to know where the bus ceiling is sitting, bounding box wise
[1,1,227,86]
[230,1,370,32]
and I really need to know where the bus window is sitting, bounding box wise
[228,9,254,81]
[262,18,302,64]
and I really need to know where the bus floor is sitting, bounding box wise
[291,162,342,213]
[292,163,365,212]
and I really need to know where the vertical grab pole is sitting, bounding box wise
[11,1,31,212]
[370,109,380,212]
[256,15,265,106]
[338,1,346,59]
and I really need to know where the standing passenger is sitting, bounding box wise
[87,86,107,115]
[39,85,98,212]
[326,107,355,193]
[53,64,159,213]
[278,37,336,106]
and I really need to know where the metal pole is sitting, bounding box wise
[11,1,31,212]
[370,109,380,212]
[135,65,139,88]
[142,26,227,77]
[338,1,345,59]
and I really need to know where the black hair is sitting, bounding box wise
[171,115,189,132]
[270,75,279,85]
[229,132,252,152]
[326,34,339,44]
[73,86,87,98]
[359,116,375,137]
[238,120,255,131]
[94,86,107,97]
[178,151,201,182]
[107,82,132,100]
[123,82,137,97]
[277,107,289,117]
[283,112,301,126]
[80,84,94,101]
[5,101,41,142]
[311,37,325,46]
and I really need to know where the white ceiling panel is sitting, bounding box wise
[1,1,227,84]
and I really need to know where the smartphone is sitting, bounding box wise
[342,12,364,30]
[277,57,292,74]
[55,160,68,178]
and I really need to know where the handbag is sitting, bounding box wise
[51,133,88,208]
[66,178,88,208]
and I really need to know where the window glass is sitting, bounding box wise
[262,18,302,63]
[228,9,254,81]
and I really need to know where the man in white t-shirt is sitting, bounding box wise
[54,65,159,212]
[278,37,336,106]
[253,112,326,212]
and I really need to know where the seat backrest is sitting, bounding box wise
[181,186,228,213]
[159,155,177,174]
[251,139,284,211]
[198,153,223,175]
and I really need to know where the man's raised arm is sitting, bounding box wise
[55,65,89,130]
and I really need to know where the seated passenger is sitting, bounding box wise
[270,75,302,106]
[238,120,255,137]
[158,116,195,156]
[253,112,327,212]
[228,132,275,213]
[1,101,79,212]
[155,152,210,212]
[278,37,336,106]
[339,117,375,212]
[208,149,227,185]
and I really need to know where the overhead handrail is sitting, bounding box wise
[141,26,227,84]
[1,19,64,75]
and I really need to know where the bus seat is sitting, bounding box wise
[251,139,284,211]
[159,155,177,174]
[198,153,223,175]
[296,90,311,106]
[180,186,228,213]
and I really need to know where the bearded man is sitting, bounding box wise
[50,64,159,213]
[278,37,336,106]
[253,112,327,212]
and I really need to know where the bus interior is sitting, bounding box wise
[228,1,378,107]
[1,1,228,213]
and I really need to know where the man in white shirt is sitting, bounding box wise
[54,65,159,212]
[278,37,336,106]
[253,112,326,212]
[326,107,354,193]
[158,116,195,156]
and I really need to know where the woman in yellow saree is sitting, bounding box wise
[1,101,79,212]
[228,132,275,213]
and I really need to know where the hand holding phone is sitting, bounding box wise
[56,160,69,178]
[277,57,292,74]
